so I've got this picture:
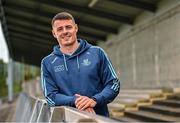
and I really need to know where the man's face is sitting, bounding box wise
[52,19,78,47]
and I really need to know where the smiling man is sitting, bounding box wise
[41,12,120,117]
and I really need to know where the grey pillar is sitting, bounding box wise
[7,58,13,102]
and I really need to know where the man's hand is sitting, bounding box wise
[75,94,97,110]
[84,107,96,114]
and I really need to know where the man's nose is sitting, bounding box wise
[62,28,68,33]
[62,31,68,36]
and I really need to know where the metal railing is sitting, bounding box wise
[14,93,119,123]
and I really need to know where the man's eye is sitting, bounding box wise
[57,28,63,31]
[66,26,72,29]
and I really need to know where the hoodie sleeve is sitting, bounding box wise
[41,60,76,107]
[92,48,120,106]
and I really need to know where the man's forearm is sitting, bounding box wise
[47,93,76,106]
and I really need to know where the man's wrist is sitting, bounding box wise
[91,97,96,102]
[91,97,97,107]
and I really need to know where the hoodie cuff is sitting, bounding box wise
[71,96,77,107]
[92,94,104,107]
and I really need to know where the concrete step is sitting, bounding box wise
[109,88,180,122]
[113,116,143,122]
[154,99,180,107]
[119,89,167,102]
[114,95,153,109]
[117,94,153,104]
[0,109,8,122]
[121,89,166,95]
[5,102,16,122]
[113,98,138,106]
[173,88,180,93]
[108,103,125,111]
[120,89,163,94]
[167,94,180,100]
[0,105,12,122]
[118,93,150,99]
[108,103,125,117]
[140,105,180,117]
[125,110,180,122]
[112,99,138,111]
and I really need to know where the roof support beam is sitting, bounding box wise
[7,16,106,41]
[9,32,50,45]
[8,25,54,42]
[8,23,98,44]
[6,0,133,24]
[8,22,99,44]
[10,36,51,51]
[110,0,156,12]
[88,0,99,8]
[5,3,119,33]
[7,20,51,34]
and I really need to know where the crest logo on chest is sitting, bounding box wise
[81,59,91,66]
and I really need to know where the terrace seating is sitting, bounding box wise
[109,88,180,122]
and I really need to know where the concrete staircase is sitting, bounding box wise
[109,88,180,122]
[0,103,14,122]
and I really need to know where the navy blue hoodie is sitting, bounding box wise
[41,39,120,116]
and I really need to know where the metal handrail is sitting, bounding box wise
[14,93,119,123]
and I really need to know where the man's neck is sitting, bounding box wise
[60,41,79,55]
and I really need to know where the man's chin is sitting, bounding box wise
[63,41,74,46]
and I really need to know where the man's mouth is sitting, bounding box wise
[63,36,71,40]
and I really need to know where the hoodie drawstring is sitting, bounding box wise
[63,54,68,71]
[63,54,80,71]
[77,55,80,71]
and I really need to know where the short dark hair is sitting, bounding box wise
[51,12,75,27]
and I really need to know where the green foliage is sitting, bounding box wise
[0,60,40,97]
[13,80,22,94]
[0,78,8,97]
[0,60,8,97]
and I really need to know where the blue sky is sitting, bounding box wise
[0,21,9,63]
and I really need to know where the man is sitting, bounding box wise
[41,12,120,117]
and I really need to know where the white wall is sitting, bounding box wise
[99,0,180,89]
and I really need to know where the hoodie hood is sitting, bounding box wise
[52,39,91,57]
[52,39,92,71]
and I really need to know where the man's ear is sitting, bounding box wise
[52,30,56,38]
[75,24,78,32]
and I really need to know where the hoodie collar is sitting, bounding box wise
[53,39,91,57]
[52,39,91,72]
